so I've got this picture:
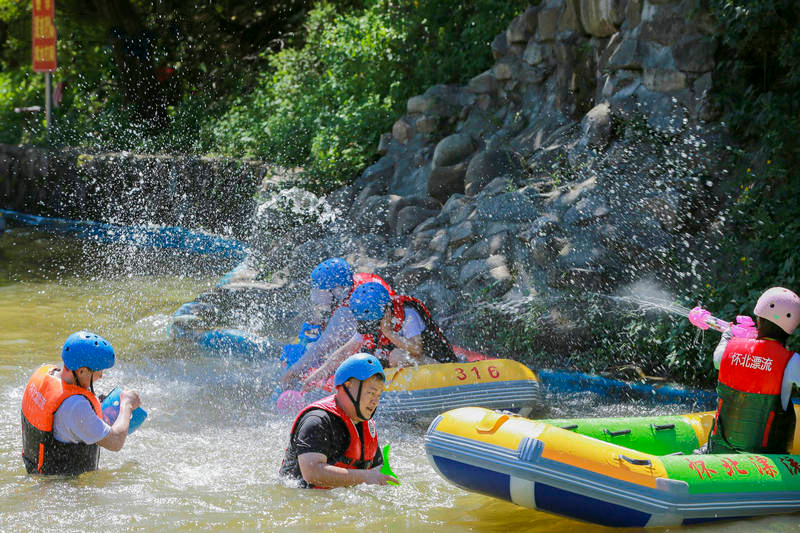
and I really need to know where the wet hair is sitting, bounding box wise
[757,317,789,345]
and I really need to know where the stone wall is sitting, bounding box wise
[0,144,273,236]
[185,0,736,358]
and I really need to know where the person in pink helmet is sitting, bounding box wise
[707,287,800,454]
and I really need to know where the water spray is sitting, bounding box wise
[605,294,693,318]
[606,294,757,339]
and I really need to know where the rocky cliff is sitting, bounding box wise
[184,0,737,364]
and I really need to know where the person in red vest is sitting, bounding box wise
[21,331,142,475]
[301,282,456,390]
[707,287,800,454]
[279,353,396,488]
[279,258,392,387]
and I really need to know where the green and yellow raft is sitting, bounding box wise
[425,406,800,527]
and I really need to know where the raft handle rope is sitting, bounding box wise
[618,455,652,467]
[604,428,632,437]
[652,423,676,431]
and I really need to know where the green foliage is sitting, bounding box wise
[0,0,318,150]
[702,0,800,346]
[212,0,524,191]
[458,299,560,368]
[0,70,44,144]
[2,0,521,182]
[709,0,800,161]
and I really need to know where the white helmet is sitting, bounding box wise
[753,287,800,334]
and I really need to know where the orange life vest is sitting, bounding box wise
[21,364,103,475]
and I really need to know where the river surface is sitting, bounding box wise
[0,228,797,532]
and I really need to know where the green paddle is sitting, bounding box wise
[380,444,400,486]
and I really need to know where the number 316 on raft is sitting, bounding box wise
[455,365,501,381]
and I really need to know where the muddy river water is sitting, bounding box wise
[0,228,796,532]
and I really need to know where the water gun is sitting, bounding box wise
[688,306,758,338]
[280,322,322,368]
[380,444,400,486]
[100,387,148,434]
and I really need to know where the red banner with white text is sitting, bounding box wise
[32,0,57,72]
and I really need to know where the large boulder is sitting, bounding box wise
[475,191,540,222]
[428,162,467,202]
[467,71,499,94]
[579,102,613,149]
[355,157,394,190]
[506,5,539,44]
[464,150,525,196]
[392,118,414,143]
[395,206,440,235]
[607,38,643,71]
[672,35,716,73]
[352,194,402,235]
[459,255,514,297]
[491,32,509,59]
[579,0,626,37]
[432,133,476,168]
[411,278,458,316]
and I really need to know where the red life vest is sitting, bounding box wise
[21,365,103,475]
[289,395,378,476]
[361,295,457,363]
[709,338,796,454]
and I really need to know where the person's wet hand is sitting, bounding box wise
[279,368,297,388]
[364,465,397,485]
[120,389,141,411]
[379,313,393,336]
[388,349,414,368]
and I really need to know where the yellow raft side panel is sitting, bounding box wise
[435,407,669,489]
[383,359,537,392]
[432,406,547,450]
[681,411,715,446]
[538,425,667,489]
[793,403,800,454]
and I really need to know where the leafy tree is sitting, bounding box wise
[212,0,524,191]
[1,0,336,134]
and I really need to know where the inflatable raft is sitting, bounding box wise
[0,209,247,258]
[425,406,800,527]
[281,358,543,423]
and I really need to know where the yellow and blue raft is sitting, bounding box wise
[425,406,800,527]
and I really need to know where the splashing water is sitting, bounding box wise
[2,232,795,532]
[605,294,693,318]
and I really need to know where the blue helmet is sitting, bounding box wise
[310,258,353,290]
[61,331,115,371]
[334,353,385,386]
[349,282,391,322]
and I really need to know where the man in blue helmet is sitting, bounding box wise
[279,353,396,488]
[279,258,392,387]
[21,331,142,475]
[302,282,456,387]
